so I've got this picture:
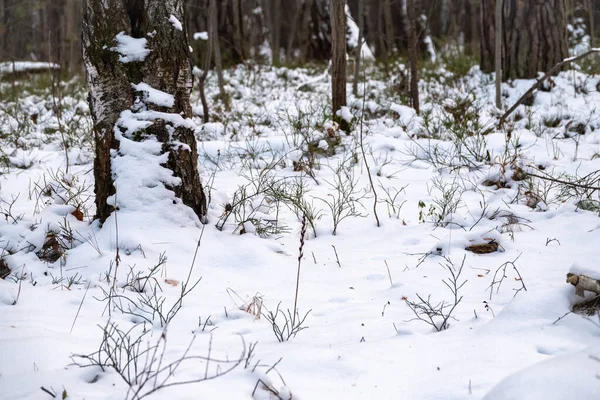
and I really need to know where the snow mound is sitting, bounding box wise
[483,348,600,400]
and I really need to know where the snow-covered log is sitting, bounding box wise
[566,273,600,297]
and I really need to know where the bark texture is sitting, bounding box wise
[481,0,568,80]
[82,0,206,223]
[330,0,347,117]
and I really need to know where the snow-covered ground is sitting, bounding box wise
[1,60,600,400]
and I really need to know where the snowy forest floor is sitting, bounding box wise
[1,57,600,399]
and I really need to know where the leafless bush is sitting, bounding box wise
[488,253,527,300]
[72,322,244,400]
[98,253,200,328]
[317,158,367,235]
[263,302,311,342]
[404,255,467,331]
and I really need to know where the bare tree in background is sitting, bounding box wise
[383,0,394,59]
[0,0,82,72]
[495,0,502,109]
[407,0,420,114]
[82,0,207,223]
[199,4,213,124]
[209,0,226,101]
[353,0,364,96]
[481,0,568,80]
[268,0,282,65]
[331,0,347,118]
[585,0,595,48]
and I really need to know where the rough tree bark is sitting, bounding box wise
[330,0,347,118]
[82,0,207,223]
[481,0,568,80]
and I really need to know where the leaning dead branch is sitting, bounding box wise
[499,49,600,126]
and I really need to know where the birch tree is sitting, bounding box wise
[82,0,207,223]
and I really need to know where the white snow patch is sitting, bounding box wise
[194,32,209,41]
[336,106,353,123]
[345,5,374,60]
[113,32,150,63]
[169,15,183,31]
[0,61,59,75]
[131,82,175,108]
[483,348,600,399]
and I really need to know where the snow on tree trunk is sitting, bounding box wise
[82,0,206,224]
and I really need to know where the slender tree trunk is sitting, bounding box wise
[82,0,207,223]
[270,0,281,65]
[383,0,394,57]
[407,0,419,114]
[353,0,364,96]
[495,0,502,109]
[330,0,347,117]
[200,4,213,124]
[585,0,595,48]
[209,0,226,99]
[286,0,303,63]
[232,0,245,60]
[480,0,496,73]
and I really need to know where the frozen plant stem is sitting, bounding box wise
[113,189,120,289]
[292,214,307,328]
[332,245,342,268]
[359,73,380,228]
[385,260,393,287]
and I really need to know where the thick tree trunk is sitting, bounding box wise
[82,0,207,223]
[330,0,347,117]
[481,0,568,80]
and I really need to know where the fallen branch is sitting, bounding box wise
[567,273,600,297]
[499,49,600,127]
[527,171,600,192]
